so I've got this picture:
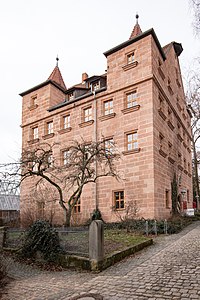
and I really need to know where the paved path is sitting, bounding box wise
[1,222,200,300]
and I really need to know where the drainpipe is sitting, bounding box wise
[93,90,98,210]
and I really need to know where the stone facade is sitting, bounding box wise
[20,20,193,225]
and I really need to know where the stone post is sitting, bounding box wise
[89,220,104,270]
[0,227,6,248]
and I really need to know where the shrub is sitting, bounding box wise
[0,254,7,288]
[20,220,63,262]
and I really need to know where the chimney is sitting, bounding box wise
[82,72,88,83]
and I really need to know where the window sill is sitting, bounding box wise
[122,61,138,71]
[58,127,72,134]
[42,133,54,140]
[99,113,116,121]
[79,120,94,128]
[159,149,167,158]
[122,148,140,155]
[121,105,140,114]
[158,109,167,121]
[28,138,39,144]
[28,104,38,111]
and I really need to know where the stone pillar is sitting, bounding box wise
[0,227,6,248]
[89,220,104,264]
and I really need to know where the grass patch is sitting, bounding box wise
[104,229,149,255]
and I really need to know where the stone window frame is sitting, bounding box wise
[61,148,70,166]
[113,190,125,210]
[42,120,54,140]
[99,98,116,121]
[58,113,72,134]
[103,99,113,116]
[104,136,114,156]
[28,125,39,144]
[79,105,94,128]
[123,130,140,155]
[122,50,138,71]
[165,189,170,209]
[29,94,38,110]
[73,199,81,213]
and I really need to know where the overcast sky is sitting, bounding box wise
[0,0,199,163]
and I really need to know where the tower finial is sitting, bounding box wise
[56,55,59,67]
[136,13,139,24]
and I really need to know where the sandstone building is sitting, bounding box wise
[20,17,193,225]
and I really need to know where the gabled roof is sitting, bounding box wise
[48,65,66,90]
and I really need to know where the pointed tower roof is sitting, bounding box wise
[129,14,142,39]
[48,57,66,90]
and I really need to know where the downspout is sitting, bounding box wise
[93,90,98,210]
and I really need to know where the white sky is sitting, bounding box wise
[0,0,199,163]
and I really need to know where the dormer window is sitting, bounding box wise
[92,81,100,91]
[68,92,74,101]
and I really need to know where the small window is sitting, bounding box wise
[114,191,125,209]
[126,91,138,108]
[63,115,70,129]
[127,52,134,64]
[47,153,53,168]
[188,162,191,173]
[33,127,38,140]
[165,190,170,208]
[47,121,53,134]
[184,158,187,169]
[92,81,100,91]
[104,138,114,155]
[104,100,113,115]
[68,92,74,101]
[84,107,92,122]
[62,150,70,166]
[73,199,81,213]
[127,132,138,151]
[30,95,37,108]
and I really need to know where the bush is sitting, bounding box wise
[20,220,63,262]
[0,254,7,288]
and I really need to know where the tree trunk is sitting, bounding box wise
[65,206,72,227]
[192,137,200,208]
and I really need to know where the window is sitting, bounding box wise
[33,127,38,140]
[92,81,100,91]
[29,95,37,109]
[47,153,53,168]
[105,138,114,155]
[165,190,170,208]
[114,191,125,209]
[127,52,134,64]
[104,100,113,115]
[73,199,81,213]
[68,92,74,101]
[47,121,53,134]
[63,115,70,129]
[126,91,138,108]
[127,132,138,151]
[62,150,70,166]
[84,107,92,122]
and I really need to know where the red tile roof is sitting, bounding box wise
[48,65,66,90]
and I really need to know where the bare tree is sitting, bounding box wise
[0,140,120,226]
[190,0,200,35]
[186,65,200,207]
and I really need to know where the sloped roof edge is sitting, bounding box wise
[104,28,166,61]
